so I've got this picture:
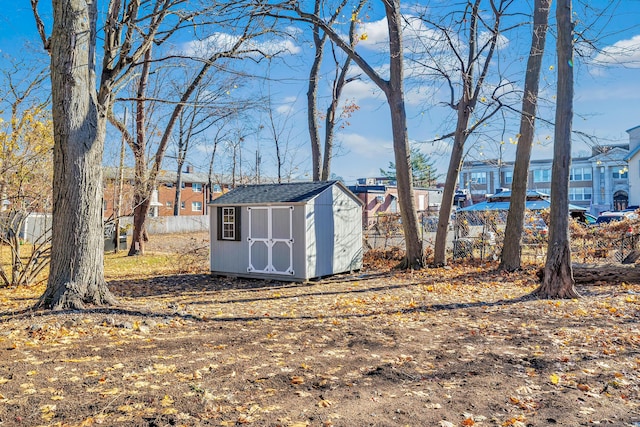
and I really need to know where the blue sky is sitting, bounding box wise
[2,1,640,185]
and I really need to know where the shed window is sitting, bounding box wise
[217,206,241,241]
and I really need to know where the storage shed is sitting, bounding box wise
[209,180,364,281]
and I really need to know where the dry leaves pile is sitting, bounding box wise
[0,234,639,426]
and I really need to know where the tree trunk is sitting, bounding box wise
[174,160,184,216]
[129,197,151,255]
[533,0,579,299]
[500,0,551,272]
[433,127,466,266]
[128,48,152,256]
[433,0,487,267]
[37,0,115,309]
[384,0,422,269]
[308,21,323,182]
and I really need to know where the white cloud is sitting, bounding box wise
[478,32,510,51]
[276,104,294,115]
[182,33,301,59]
[274,96,298,115]
[342,78,384,102]
[338,132,393,160]
[357,15,442,53]
[355,17,390,50]
[593,34,640,67]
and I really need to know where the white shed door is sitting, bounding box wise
[247,206,294,276]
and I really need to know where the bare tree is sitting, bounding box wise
[0,60,52,287]
[499,0,552,272]
[31,0,199,308]
[413,0,518,266]
[307,0,363,181]
[534,0,579,299]
[172,89,219,216]
[108,6,277,255]
[265,0,423,268]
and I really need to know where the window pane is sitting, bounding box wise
[222,207,235,240]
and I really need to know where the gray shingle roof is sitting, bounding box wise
[210,181,338,205]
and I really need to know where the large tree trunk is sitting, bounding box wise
[37,0,115,309]
[384,0,422,269]
[500,0,551,272]
[533,0,579,299]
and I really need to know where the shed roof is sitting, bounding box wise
[210,180,360,205]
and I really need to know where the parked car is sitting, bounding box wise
[595,211,637,235]
[595,211,637,225]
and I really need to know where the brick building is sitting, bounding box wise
[103,166,218,219]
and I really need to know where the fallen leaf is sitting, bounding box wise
[317,399,332,407]
[161,395,174,407]
[290,375,305,385]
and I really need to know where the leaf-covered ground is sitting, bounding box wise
[1,234,639,426]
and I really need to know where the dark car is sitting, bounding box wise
[595,211,637,235]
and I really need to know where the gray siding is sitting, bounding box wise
[209,208,246,275]
[305,185,362,278]
[210,182,362,281]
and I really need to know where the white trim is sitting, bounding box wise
[247,206,294,275]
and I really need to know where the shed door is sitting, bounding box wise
[247,206,294,276]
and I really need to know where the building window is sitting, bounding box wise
[503,171,513,184]
[192,183,202,192]
[570,167,592,181]
[165,201,172,207]
[217,206,241,241]
[613,169,628,179]
[181,202,185,210]
[569,187,592,201]
[533,169,551,183]
[181,181,186,189]
[470,172,487,184]
[192,201,202,211]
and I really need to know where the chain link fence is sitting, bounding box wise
[363,210,640,265]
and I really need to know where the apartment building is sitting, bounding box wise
[459,144,630,215]
[103,166,214,219]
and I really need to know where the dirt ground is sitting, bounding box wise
[0,233,639,426]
